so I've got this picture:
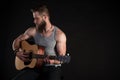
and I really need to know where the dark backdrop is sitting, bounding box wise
[1,0,119,80]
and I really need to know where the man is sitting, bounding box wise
[12,4,67,80]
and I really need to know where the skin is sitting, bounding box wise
[12,11,67,64]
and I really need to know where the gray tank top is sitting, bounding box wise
[33,26,57,56]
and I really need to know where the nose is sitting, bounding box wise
[34,20,36,24]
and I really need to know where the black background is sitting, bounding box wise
[0,0,119,80]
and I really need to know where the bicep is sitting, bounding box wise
[56,41,66,56]
[56,33,67,56]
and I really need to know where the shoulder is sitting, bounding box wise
[14,27,36,41]
[55,26,66,41]
[56,27,65,35]
[25,26,36,32]
[24,26,36,36]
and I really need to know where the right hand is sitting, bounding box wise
[16,49,31,62]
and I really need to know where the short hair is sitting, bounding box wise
[31,4,50,17]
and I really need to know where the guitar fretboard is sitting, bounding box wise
[32,54,57,59]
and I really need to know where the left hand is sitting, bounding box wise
[49,59,60,64]
[43,57,55,64]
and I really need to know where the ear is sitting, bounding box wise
[42,15,47,20]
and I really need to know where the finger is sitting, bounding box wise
[23,52,31,55]
[44,58,49,63]
[43,58,47,62]
[21,57,31,62]
[22,54,29,58]
[45,58,50,63]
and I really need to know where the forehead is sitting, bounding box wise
[33,11,42,18]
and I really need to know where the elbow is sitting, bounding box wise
[12,38,20,50]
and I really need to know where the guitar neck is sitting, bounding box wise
[31,53,71,64]
[32,54,57,59]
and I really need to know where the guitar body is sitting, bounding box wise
[15,40,71,70]
[15,57,37,70]
[15,40,45,70]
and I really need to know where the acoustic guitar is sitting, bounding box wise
[15,40,71,70]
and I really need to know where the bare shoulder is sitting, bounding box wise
[56,27,66,35]
[55,27,66,41]
[15,27,36,40]
[24,27,36,36]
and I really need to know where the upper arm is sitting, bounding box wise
[56,28,67,56]
[12,27,36,50]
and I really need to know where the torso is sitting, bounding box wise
[25,25,65,67]
[33,25,57,56]
[33,26,60,67]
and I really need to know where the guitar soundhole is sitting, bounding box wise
[24,52,32,65]
[24,61,31,65]
[29,52,32,59]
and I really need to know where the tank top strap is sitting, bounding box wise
[53,26,57,40]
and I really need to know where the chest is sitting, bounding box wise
[33,31,56,47]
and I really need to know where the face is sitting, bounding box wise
[33,11,46,31]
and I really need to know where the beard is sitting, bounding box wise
[36,20,46,32]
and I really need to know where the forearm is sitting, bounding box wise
[54,60,61,64]
[49,59,61,64]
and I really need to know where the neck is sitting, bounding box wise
[44,22,52,32]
